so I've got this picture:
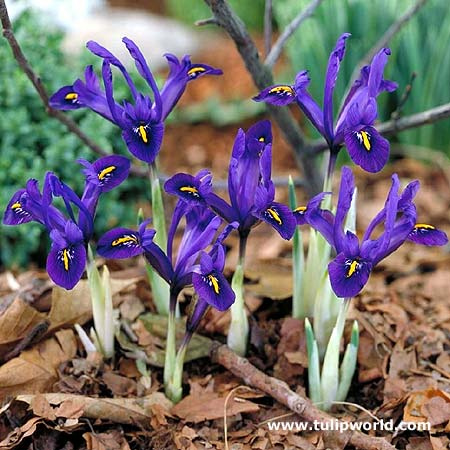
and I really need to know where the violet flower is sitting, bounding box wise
[50,38,222,164]
[165,120,296,241]
[254,34,398,174]
[96,202,236,312]
[3,155,130,289]
[295,166,448,298]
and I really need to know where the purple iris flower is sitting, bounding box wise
[295,166,448,298]
[96,202,236,312]
[165,120,296,241]
[50,38,222,164]
[3,155,130,290]
[254,34,398,173]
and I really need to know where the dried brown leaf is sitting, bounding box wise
[16,392,172,425]
[171,392,259,423]
[0,329,77,400]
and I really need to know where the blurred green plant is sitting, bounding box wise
[165,0,265,30]
[273,0,450,154]
[0,11,146,268]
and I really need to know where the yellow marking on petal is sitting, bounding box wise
[11,202,21,210]
[258,137,265,142]
[187,66,206,77]
[208,274,220,294]
[139,125,148,143]
[112,235,138,246]
[268,85,294,96]
[63,249,70,272]
[267,208,282,225]
[294,206,307,213]
[180,186,199,195]
[98,165,116,180]
[64,93,78,101]
[415,223,435,230]
[346,260,359,278]
[359,131,371,151]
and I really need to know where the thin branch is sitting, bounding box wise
[311,102,450,153]
[348,0,428,87]
[211,343,396,450]
[0,0,146,178]
[265,0,324,68]
[203,0,321,194]
[195,17,219,26]
[264,0,273,56]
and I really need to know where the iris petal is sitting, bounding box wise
[253,84,296,106]
[407,224,448,246]
[47,241,86,290]
[256,201,296,240]
[344,126,389,173]
[192,269,235,311]
[122,121,164,164]
[97,227,143,259]
[328,253,372,298]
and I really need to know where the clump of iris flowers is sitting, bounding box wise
[165,120,296,356]
[3,155,130,289]
[254,33,397,178]
[96,200,236,402]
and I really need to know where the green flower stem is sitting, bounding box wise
[227,233,249,356]
[166,333,190,403]
[147,162,170,316]
[288,176,305,319]
[163,290,179,399]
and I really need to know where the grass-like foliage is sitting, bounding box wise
[273,0,450,153]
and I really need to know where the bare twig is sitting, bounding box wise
[311,102,450,153]
[211,342,396,450]
[195,17,219,26]
[265,0,324,68]
[264,0,273,56]
[348,0,428,86]
[203,0,321,194]
[0,0,146,178]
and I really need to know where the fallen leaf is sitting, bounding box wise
[171,392,259,422]
[0,329,77,400]
[83,431,131,450]
[404,388,450,426]
[102,372,137,396]
[0,417,43,448]
[16,392,172,425]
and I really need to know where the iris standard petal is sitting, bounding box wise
[97,227,143,259]
[47,241,86,290]
[143,241,175,284]
[253,84,297,106]
[407,224,449,246]
[328,253,372,298]
[334,166,355,253]
[323,33,351,142]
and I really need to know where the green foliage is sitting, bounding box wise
[273,0,450,153]
[0,11,147,268]
[165,0,265,31]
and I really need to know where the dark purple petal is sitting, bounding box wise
[3,189,34,225]
[293,205,307,225]
[345,126,389,173]
[368,48,394,98]
[164,171,211,205]
[253,84,296,106]
[328,253,372,298]
[122,121,164,164]
[323,33,351,142]
[185,297,209,334]
[192,268,235,311]
[187,63,222,80]
[204,193,238,224]
[407,224,448,246]
[143,241,174,284]
[80,155,131,193]
[246,120,273,147]
[47,241,86,290]
[97,227,143,259]
[49,85,83,110]
[255,201,296,240]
